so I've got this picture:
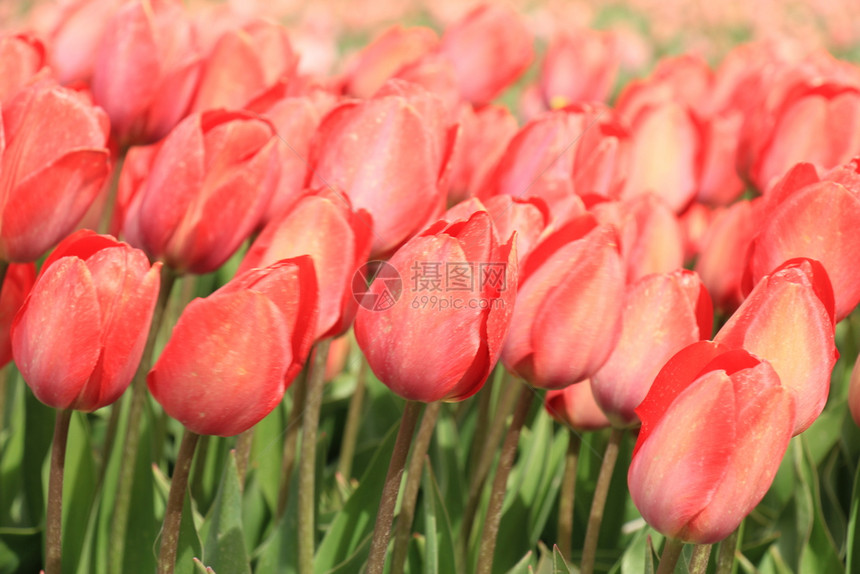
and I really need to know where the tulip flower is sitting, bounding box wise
[116,109,279,274]
[545,380,610,432]
[354,210,516,403]
[148,257,318,436]
[239,188,372,340]
[438,3,533,105]
[591,270,713,428]
[306,80,456,257]
[0,83,111,262]
[342,25,438,99]
[716,258,837,434]
[11,230,161,412]
[0,263,36,367]
[92,0,202,145]
[539,29,619,108]
[45,0,123,85]
[192,19,298,113]
[629,342,795,544]
[502,214,624,389]
[745,160,860,321]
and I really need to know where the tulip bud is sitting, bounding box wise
[629,342,795,544]
[745,161,860,321]
[92,0,202,145]
[502,215,624,389]
[0,263,36,367]
[116,110,279,274]
[239,188,372,340]
[716,258,837,434]
[591,270,712,428]
[539,30,619,107]
[439,3,533,105]
[11,230,161,412]
[148,257,318,436]
[544,380,610,432]
[0,83,111,262]
[0,33,47,105]
[355,210,516,403]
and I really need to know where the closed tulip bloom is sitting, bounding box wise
[591,270,713,428]
[354,210,516,403]
[716,258,837,435]
[239,188,372,340]
[439,3,533,105]
[46,0,123,85]
[306,81,456,257]
[11,230,161,411]
[545,380,610,432]
[116,109,279,274]
[502,215,625,389]
[92,0,202,145]
[192,19,298,113]
[0,33,47,105]
[745,160,860,321]
[0,263,36,367]
[148,257,318,436]
[0,83,111,262]
[539,29,619,107]
[629,342,795,544]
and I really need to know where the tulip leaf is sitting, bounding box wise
[797,437,844,573]
[252,470,299,574]
[846,459,860,572]
[248,398,287,514]
[193,556,216,573]
[0,373,27,525]
[200,451,251,574]
[552,544,573,573]
[503,550,534,574]
[313,421,398,572]
[59,412,97,573]
[421,460,458,574]
[174,481,203,574]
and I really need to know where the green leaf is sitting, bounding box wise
[552,544,573,573]
[200,452,251,574]
[503,550,534,574]
[798,437,844,574]
[193,556,216,573]
[846,459,860,572]
[60,412,97,572]
[313,422,398,573]
[175,480,204,574]
[253,471,299,574]
[422,460,458,574]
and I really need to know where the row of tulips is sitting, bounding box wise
[1,0,860,573]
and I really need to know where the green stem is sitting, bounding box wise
[656,538,685,574]
[109,266,177,573]
[335,361,368,482]
[234,428,254,489]
[156,429,200,574]
[390,401,442,574]
[365,400,423,574]
[297,339,332,574]
[462,374,521,543]
[190,434,210,503]
[716,527,740,574]
[476,384,534,574]
[46,409,73,574]
[580,427,624,574]
[276,368,308,519]
[469,370,497,467]
[689,544,712,574]
[0,364,9,437]
[557,431,582,561]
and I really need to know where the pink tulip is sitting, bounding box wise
[545,380,611,432]
[12,230,161,411]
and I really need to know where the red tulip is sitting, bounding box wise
[544,380,611,432]
[148,257,318,436]
[591,270,712,428]
[0,263,36,367]
[716,258,837,435]
[0,83,111,262]
[239,188,372,340]
[745,159,860,320]
[342,25,438,99]
[45,0,123,85]
[539,29,619,107]
[116,110,279,274]
[11,230,161,411]
[629,342,795,544]
[92,0,202,145]
[354,210,516,403]
[502,215,624,389]
[306,80,457,257]
[192,19,298,113]
[439,3,533,105]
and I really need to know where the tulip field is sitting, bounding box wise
[5,0,860,573]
